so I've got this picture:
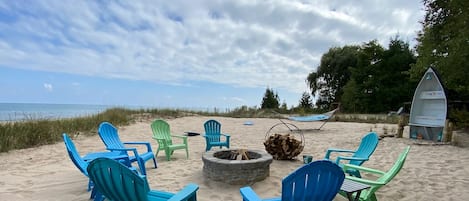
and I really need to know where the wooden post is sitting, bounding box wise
[397,115,408,138]
[443,120,453,142]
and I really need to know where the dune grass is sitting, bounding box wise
[0,107,192,152]
[0,107,403,153]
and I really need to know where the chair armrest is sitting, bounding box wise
[240,186,263,201]
[123,141,153,152]
[106,147,140,158]
[343,164,386,176]
[324,148,355,159]
[147,190,174,200]
[167,183,199,201]
[221,134,230,142]
[171,135,188,144]
[106,147,136,152]
[171,135,187,140]
[336,156,368,164]
[345,175,386,187]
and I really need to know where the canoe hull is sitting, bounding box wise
[409,68,447,141]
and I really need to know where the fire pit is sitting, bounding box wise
[202,149,273,185]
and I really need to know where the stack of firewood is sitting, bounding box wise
[264,133,304,160]
[228,149,250,160]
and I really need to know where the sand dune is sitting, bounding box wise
[1,116,469,200]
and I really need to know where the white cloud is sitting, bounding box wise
[43,83,53,92]
[0,0,424,94]
[221,96,246,103]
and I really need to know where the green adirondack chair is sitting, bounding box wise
[340,146,411,201]
[151,119,189,161]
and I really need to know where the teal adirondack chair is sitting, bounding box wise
[98,122,157,175]
[87,157,199,201]
[203,119,230,151]
[62,133,102,201]
[151,119,189,161]
[240,160,345,201]
[324,132,379,178]
[340,146,411,201]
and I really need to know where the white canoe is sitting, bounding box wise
[409,67,447,141]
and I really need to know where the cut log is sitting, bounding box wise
[264,133,303,160]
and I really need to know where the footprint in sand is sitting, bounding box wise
[209,194,222,200]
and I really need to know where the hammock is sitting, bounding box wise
[285,108,338,131]
[288,109,338,122]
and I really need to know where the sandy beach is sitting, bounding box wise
[1,116,469,200]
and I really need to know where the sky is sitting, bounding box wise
[0,0,425,109]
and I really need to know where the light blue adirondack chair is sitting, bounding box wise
[62,133,102,201]
[240,160,345,201]
[87,157,199,201]
[324,132,379,178]
[203,119,230,151]
[98,122,157,175]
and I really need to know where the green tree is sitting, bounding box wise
[298,92,313,110]
[341,39,416,113]
[307,45,360,109]
[261,87,280,109]
[280,101,288,112]
[377,38,417,110]
[413,0,469,100]
[340,79,360,112]
[344,40,385,113]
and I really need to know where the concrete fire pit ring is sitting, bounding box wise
[202,149,273,185]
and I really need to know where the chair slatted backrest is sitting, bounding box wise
[151,119,173,147]
[98,122,126,150]
[378,146,410,184]
[350,132,379,166]
[204,120,222,142]
[87,157,150,201]
[63,133,88,176]
[282,160,345,201]
[362,146,410,200]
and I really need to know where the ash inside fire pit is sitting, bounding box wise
[202,149,273,185]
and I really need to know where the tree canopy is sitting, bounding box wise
[261,87,280,109]
[412,0,469,100]
[306,45,360,110]
[308,38,416,113]
[342,39,416,113]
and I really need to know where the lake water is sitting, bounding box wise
[0,103,113,121]
[0,103,231,121]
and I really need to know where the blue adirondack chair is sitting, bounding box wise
[62,133,103,201]
[203,119,230,151]
[240,160,345,201]
[98,122,157,175]
[324,132,379,178]
[87,157,199,201]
